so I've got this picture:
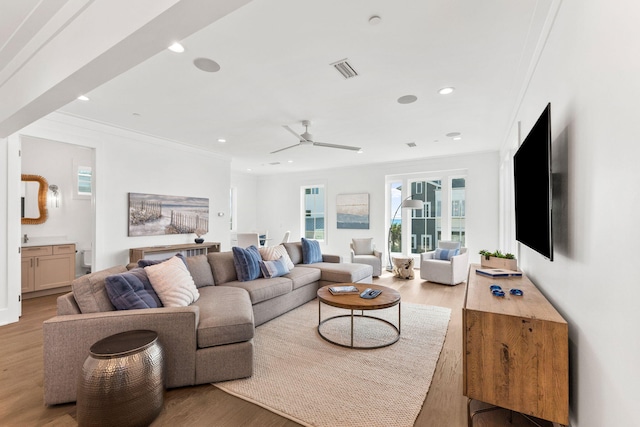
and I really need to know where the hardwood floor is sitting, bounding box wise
[0,272,551,427]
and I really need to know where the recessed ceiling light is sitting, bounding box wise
[369,15,381,25]
[397,95,417,104]
[194,58,221,73]
[77,95,89,101]
[453,136,462,141]
[246,168,252,172]
[217,138,226,143]
[438,87,455,95]
[168,42,184,53]
[288,160,293,163]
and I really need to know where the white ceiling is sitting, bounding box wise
[8,0,554,174]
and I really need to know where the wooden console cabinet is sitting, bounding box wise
[463,265,569,426]
[129,242,220,264]
[21,244,76,295]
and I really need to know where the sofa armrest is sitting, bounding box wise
[373,250,382,260]
[43,306,199,405]
[322,254,342,263]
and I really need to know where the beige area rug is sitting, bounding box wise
[214,300,451,427]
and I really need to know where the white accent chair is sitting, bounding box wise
[236,232,260,248]
[350,238,382,277]
[420,241,469,285]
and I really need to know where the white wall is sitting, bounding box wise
[229,171,259,249]
[248,151,500,263]
[500,1,640,425]
[0,112,231,324]
[21,136,94,276]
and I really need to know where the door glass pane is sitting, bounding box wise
[410,179,442,253]
[303,186,325,241]
[389,181,402,252]
[451,178,466,246]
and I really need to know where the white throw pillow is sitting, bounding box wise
[352,238,374,255]
[145,255,199,307]
[259,244,295,270]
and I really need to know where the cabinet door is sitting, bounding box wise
[34,254,75,291]
[21,257,35,293]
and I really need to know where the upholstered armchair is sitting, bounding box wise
[420,241,469,285]
[350,238,382,277]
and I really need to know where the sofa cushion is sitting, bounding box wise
[193,286,254,348]
[352,238,374,255]
[207,251,237,285]
[104,268,162,310]
[284,266,322,290]
[185,254,215,287]
[259,245,295,270]
[71,265,127,313]
[259,257,290,278]
[301,238,322,264]
[145,255,200,307]
[283,242,303,265]
[312,262,373,283]
[232,245,262,282]
[221,277,293,305]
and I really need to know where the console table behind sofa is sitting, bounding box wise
[129,242,220,263]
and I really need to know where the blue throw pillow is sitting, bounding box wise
[260,256,290,278]
[301,238,322,264]
[434,248,460,260]
[104,268,163,310]
[232,245,262,281]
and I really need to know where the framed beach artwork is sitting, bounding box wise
[336,193,369,229]
[128,192,209,237]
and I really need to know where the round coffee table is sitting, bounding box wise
[317,283,401,349]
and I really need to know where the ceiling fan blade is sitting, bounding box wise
[312,141,361,151]
[270,142,301,154]
[282,125,305,141]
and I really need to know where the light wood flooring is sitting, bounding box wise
[0,271,551,427]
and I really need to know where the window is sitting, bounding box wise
[410,179,442,254]
[302,185,325,241]
[73,162,92,199]
[451,178,466,246]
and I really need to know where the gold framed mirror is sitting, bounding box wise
[21,174,48,224]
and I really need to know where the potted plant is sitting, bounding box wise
[478,249,518,270]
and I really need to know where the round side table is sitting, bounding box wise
[77,330,164,427]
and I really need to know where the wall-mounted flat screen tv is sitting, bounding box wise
[513,103,553,261]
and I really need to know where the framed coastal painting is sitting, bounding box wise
[128,192,209,237]
[336,193,369,229]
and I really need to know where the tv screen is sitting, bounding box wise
[513,103,553,261]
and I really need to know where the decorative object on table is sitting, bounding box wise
[476,268,522,278]
[328,285,360,295]
[387,195,423,271]
[76,330,164,427]
[128,192,209,237]
[194,228,206,244]
[350,238,382,277]
[478,249,517,271]
[336,193,369,229]
[420,240,469,285]
[392,256,414,279]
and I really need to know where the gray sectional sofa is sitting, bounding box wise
[43,241,373,405]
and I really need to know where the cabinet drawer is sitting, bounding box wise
[22,246,52,257]
[53,244,76,255]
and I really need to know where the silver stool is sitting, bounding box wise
[77,330,164,427]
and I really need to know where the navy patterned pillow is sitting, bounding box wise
[104,268,163,310]
[232,245,262,281]
[301,238,322,264]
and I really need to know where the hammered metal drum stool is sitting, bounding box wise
[77,330,164,427]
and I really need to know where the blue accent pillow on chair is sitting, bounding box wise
[301,238,323,264]
[232,245,262,281]
[434,248,460,260]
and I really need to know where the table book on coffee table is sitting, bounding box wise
[328,285,360,295]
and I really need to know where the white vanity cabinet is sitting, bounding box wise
[21,244,76,296]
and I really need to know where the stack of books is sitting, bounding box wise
[328,285,359,295]
[476,268,522,278]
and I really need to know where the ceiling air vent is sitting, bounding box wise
[406,142,417,148]
[330,59,358,79]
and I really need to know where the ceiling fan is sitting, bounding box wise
[270,120,361,154]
